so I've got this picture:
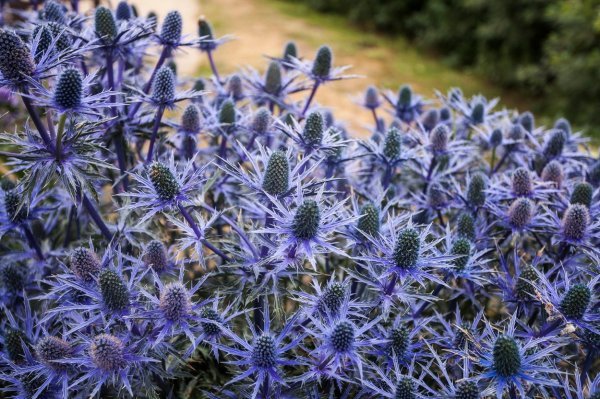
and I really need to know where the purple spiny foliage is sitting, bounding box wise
[0,2,597,399]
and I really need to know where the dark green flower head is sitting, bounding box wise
[32,25,53,62]
[115,1,132,21]
[554,117,571,137]
[393,228,420,270]
[456,381,479,399]
[252,334,277,368]
[560,283,591,320]
[151,66,175,104]
[262,151,289,196]
[0,263,25,294]
[0,30,35,81]
[219,100,236,125]
[422,109,439,131]
[181,104,201,133]
[543,129,565,160]
[357,203,380,237]
[251,107,271,135]
[99,269,130,312]
[317,282,346,315]
[200,306,222,336]
[395,377,415,399]
[303,111,324,145]
[383,127,402,160]
[4,328,29,363]
[457,213,476,241]
[515,265,538,301]
[44,0,67,24]
[330,321,354,353]
[470,102,485,124]
[160,11,182,45]
[490,128,503,147]
[283,41,297,63]
[467,173,487,207]
[427,182,447,209]
[198,18,214,50]
[451,238,471,272]
[364,85,379,109]
[70,247,102,283]
[388,326,409,358]
[562,204,589,241]
[227,74,243,99]
[397,85,412,109]
[264,61,282,95]
[570,182,593,208]
[292,200,321,240]
[430,123,449,153]
[439,107,451,122]
[493,335,521,377]
[94,6,117,43]
[193,78,205,92]
[519,111,534,133]
[149,162,180,200]
[4,189,27,223]
[54,68,83,110]
[311,45,332,79]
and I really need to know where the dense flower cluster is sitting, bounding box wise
[0,2,598,398]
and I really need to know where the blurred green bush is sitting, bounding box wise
[296,0,600,129]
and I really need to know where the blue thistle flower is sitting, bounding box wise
[94,6,117,43]
[562,204,589,242]
[519,111,534,133]
[98,269,130,312]
[303,111,325,146]
[142,240,170,273]
[0,30,35,83]
[264,61,282,96]
[541,160,564,187]
[570,182,593,208]
[115,1,132,21]
[262,150,290,196]
[43,0,67,24]
[311,45,332,80]
[511,167,532,197]
[181,103,201,134]
[70,247,102,284]
[457,213,476,241]
[251,107,271,135]
[160,11,183,46]
[507,197,534,231]
[151,66,175,105]
[467,173,487,208]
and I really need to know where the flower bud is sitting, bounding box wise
[541,160,563,187]
[292,200,321,240]
[387,326,409,358]
[115,1,132,21]
[562,204,589,241]
[508,123,524,142]
[396,85,412,109]
[554,118,571,137]
[511,167,532,197]
[151,66,175,104]
[4,189,26,223]
[311,45,332,79]
[560,284,591,320]
[264,61,282,95]
[470,102,484,124]
[515,265,538,301]
[149,162,180,200]
[32,25,53,62]
[181,104,201,134]
[451,238,471,272]
[303,111,324,145]
[160,11,182,45]
[227,74,243,100]
[395,378,415,398]
[393,228,420,270]
[508,198,533,230]
[142,240,169,272]
[357,203,380,237]
[200,306,222,336]
[589,161,600,187]
[160,283,191,321]
[90,334,126,371]
[543,130,565,160]
[467,173,487,207]
[430,124,449,153]
[70,247,102,283]
[219,99,236,125]
[422,109,439,131]
[252,334,277,368]
[36,336,71,370]
[99,269,129,312]
[54,68,83,111]
[519,111,534,133]
[317,282,346,316]
[456,381,479,399]
[94,6,117,43]
[439,107,451,122]
[329,321,354,353]
[0,30,35,81]
[490,128,503,147]
[262,151,289,196]
[457,213,476,241]
[0,263,25,293]
[3,328,29,363]
[427,182,447,209]
[283,41,297,64]
[570,182,593,208]
[364,85,379,110]
[198,18,214,51]
[383,127,401,160]
[493,335,521,377]
[44,1,67,24]
[251,107,271,135]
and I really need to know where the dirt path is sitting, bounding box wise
[132,0,535,136]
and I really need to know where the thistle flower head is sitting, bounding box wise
[292,200,321,240]
[198,18,215,51]
[90,334,126,371]
[387,325,409,358]
[562,204,589,242]
[4,189,26,223]
[541,160,563,187]
[262,151,289,196]
[467,173,487,207]
[554,118,571,137]
[559,284,591,320]
[251,107,271,134]
[36,336,71,369]
[357,202,380,237]
[470,102,484,124]
[430,123,449,153]
[0,30,35,82]
[98,269,130,312]
[519,111,534,133]
[457,213,476,241]
[570,182,593,208]
[490,128,503,147]
[508,198,533,230]
[264,61,282,95]
[511,167,532,197]
[32,25,53,62]
[149,162,180,201]
[508,123,525,142]
[181,104,201,133]
[455,381,479,399]
[227,74,244,100]
[0,263,25,293]
[159,282,191,321]
[543,129,565,160]
[395,377,415,399]
[515,265,538,301]
[4,328,29,363]
[70,247,102,283]
[303,111,324,145]
[397,85,412,109]
[94,6,117,43]
[251,334,277,368]
[142,240,169,272]
[329,320,355,353]
[53,68,83,111]
[47,21,72,52]
[43,0,67,24]
[151,66,175,105]
[311,45,332,79]
[219,99,236,124]
[451,238,471,272]
[364,85,380,110]
[393,228,420,270]
[427,182,447,209]
[492,335,521,377]
[317,282,346,316]
[160,11,183,46]
[283,41,297,64]
[383,127,402,160]
[422,109,439,131]
[200,306,222,336]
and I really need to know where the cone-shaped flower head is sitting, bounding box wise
[227,74,243,99]
[44,1,67,24]
[252,334,277,368]
[4,328,29,363]
[383,127,402,160]
[317,283,346,315]
[142,240,169,272]
[54,68,83,111]
[264,61,282,95]
[395,377,415,399]
[251,107,271,134]
[456,381,479,399]
[393,228,420,270]
[439,107,451,122]
[70,247,102,283]
[292,200,321,240]
[94,6,117,43]
[32,25,53,63]
[151,66,175,105]
[329,321,354,353]
[36,336,71,370]
[560,284,591,320]
[457,213,476,241]
[430,123,449,153]
[451,238,471,272]
[570,182,593,208]
[200,306,222,336]
[160,11,182,45]
[508,198,533,230]
[543,130,565,160]
[311,45,332,79]
[303,111,324,145]
[467,173,487,207]
[0,30,35,82]
[515,265,538,301]
[90,334,126,371]
[554,118,571,137]
[115,1,132,21]
[219,99,236,125]
[541,160,563,187]
[181,104,201,133]
[470,102,485,124]
[562,204,589,241]
[490,128,503,147]
[159,283,191,321]
[519,111,534,133]
[427,182,447,209]
[262,151,289,196]
[508,123,525,142]
[98,269,130,312]
[492,335,521,377]
[283,41,297,63]
[4,189,26,223]
[387,325,409,358]
[512,167,532,197]
[364,85,379,109]
[357,203,380,237]
[149,162,180,201]
[198,18,214,51]
[0,264,25,293]
[422,109,439,131]
[397,85,412,109]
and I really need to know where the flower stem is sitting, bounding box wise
[80,193,112,241]
[55,113,67,160]
[20,90,54,151]
[177,203,230,262]
[22,224,45,260]
[301,81,320,118]
[146,105,165,164]
[206,50,221,84]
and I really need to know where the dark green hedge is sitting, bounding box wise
[295,0,600,129]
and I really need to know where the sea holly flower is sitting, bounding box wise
[361,358,429,398]
[381,84,425,124]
